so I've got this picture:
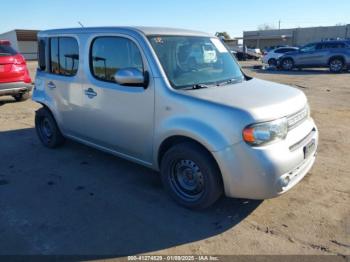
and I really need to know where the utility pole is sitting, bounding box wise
[279,20,281,30]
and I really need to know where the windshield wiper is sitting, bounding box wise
[192,84,210,89]
[181,83,210,90]
[216,78,243,87]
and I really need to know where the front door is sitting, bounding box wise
[295,43,325,66]
[80,35,155,164]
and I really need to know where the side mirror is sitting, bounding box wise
[114,68,147,87]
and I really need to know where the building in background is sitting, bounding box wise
[243,24,350,49]
[223,39,239,49]
[0,29,39,60]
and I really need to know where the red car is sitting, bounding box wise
[0,40,32,101]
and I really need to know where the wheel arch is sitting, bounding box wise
[281,56,295,63]
[35,101,63,132]
[157,135,221,174]
[328,55,345,65]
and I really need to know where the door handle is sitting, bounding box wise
[47,81,56,89]
[84,88,97,99]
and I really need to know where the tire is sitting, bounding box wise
[268,58,277,67]
[281,58,294,70]
[13,92,30,102]
[160,142,223,209]
[35,107,65,148]
[329,58,344,73]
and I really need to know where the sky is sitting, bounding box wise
[1,0,350,37]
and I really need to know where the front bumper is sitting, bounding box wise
[0,82,33,96]
[213,117,318,199]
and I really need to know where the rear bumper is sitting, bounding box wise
[0,82,33,95]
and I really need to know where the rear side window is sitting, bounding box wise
[0,44,17,57]
[49,37,79,76]
[275,48,294,53]
[285,48,297,52]
[323,42,346,49]
[90,36,143,82]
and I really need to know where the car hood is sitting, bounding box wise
[182,78,307,121]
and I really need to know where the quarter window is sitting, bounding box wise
[323,43,346,49]
[90,37,143,82]
[49,37,79,76]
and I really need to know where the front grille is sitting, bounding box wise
[287,106,309,130]
[289,128,316,151]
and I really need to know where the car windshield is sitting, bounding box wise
[148,36,244,89]
[0,44,17,56]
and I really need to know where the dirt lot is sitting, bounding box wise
[0,61,349,257]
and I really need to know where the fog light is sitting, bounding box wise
[279,176,290,187]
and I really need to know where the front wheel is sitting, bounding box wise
[13,92,30,102]
[35,107,65,148]
[160,142,223,209]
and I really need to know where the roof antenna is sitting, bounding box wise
[78,21,84,28]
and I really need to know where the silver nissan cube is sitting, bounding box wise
[33,27,318,209]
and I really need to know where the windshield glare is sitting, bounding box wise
[148,36,244,89]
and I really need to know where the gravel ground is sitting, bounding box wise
[0,61,349,257]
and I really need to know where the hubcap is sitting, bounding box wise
[283,59,293,70]
[170,159,204,201]
[268,59,276,66]
[330,60,342,72]
[40,118,53,143]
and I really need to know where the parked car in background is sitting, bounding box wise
[262,47,299,66]
[278,40,350,73]
[262,45,290,54]
[0,40,32,101]
[231,46,261,61]
[33,27,318,209]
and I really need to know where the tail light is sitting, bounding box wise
[0,40,11,46]
[12,54,32,83]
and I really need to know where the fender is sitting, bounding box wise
[327,55,346,65]
[153,117,232,169]
[32,87,63,130]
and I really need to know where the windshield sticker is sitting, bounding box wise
[210,38,228,53]
[154,37,164,44]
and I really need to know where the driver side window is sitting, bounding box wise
[90,36,144,83]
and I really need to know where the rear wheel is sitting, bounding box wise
[281,58,294,70]
[35,107,65,148]
[13,92,30,102]
[329,58,344,73]
[268,58,277,67]
[160,142,223,209]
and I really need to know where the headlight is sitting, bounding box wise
[243,118,288,146]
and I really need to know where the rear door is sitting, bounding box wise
[324,42,347,64]
[41,36,84,136]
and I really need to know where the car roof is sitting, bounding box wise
[38,26,212,37]
[275,46,298,49]
[310,40,350,45]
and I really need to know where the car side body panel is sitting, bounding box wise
[32,27,319,201]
